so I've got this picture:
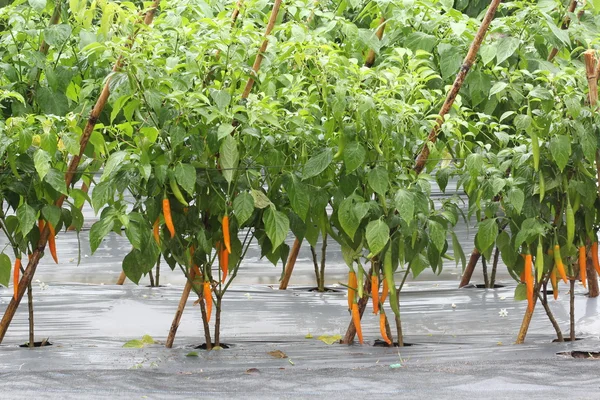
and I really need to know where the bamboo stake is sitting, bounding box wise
[116,271,127,285]
[0,0,161,345]
[166,268,197,348]
[279,238,302,290]
[240,0,283,99]
[547,0,578,62]
[414,0,501,174]
[364,17,386,68]
[459,249,481,288]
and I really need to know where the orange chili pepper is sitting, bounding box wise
[220,247,229,283]
[163,198,175,238]
[554,245,568,283]
[371,275,379,314]
[222,215,231,254]
[203,281,212,322]
[379,312,392,345]
[550,267,558,300]
[524,254,533,312]
[47,222,58,264]
[153,218,160,244]
[592,242,600,275]
[347,271,357,311]
[381,279,388,304]
[351,303,363,344]
[579,246,587,289]
[13,258,21,300]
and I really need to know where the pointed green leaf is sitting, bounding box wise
[366,219,390,256]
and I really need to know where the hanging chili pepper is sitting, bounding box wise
[13,257,21,300]
[222,215,231,254]
[347,270,357,311]
[550,267,559,300]
[565,199,575,250]
[371,274,379,314]
[220,246,229,283]
[351,303,363,344]
[579,246,587,289]
[379,311,392,345]
[204,281,212,323]
[163,198,175,238]
[535,240,544,282]
[47,222,58,264]
[524,254,533,312]
[381,279,389,304]
[554,245,568,283]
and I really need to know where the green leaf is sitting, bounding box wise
[365,219,390,256]
[263,207,289,251]
[302,149,333,180]
[89,215,115,253]
[507,188,524,214]
[44,24,72,47]
[29,0,46,11]
[338,197,360,240]
[141,334,155,344]
[17,203,36,236]
[122,339,144,348]
[186,351,199,357]
[37,88,68,116]
[394,189,414,223]
[45,168,68,195]
[211,89,231,111]
[450,231,466,270]
[220,135,239,184]
[495,37,520,65]
[284,175,309,221]
[0,253,11,287]
[475,218,498,254]
[233,192,254,226]
[317,334,342,345]
[367,167,388,196]
[479,44,496,65]
[343,142,365,174]
[438,43,462,79]
[251,189,272,209]
[34,149,52,180]
[42,205,61,229]
[91,181,114,213]
[410,253,429,278]
[428,220,446,252]
[122,248,155,284]
[514,283,527,301]
[405,32,436,53]
[70,205,84,232]
[514,218,545,250]
[175,163,196,196]
[549,135,571,172]
[101,151,127,181]
[489,82,507,97]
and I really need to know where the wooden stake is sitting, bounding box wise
[166,268,197,348]
[547,0,578,62]
[116,271,127,285]
[241,0,283,99]
[586,247,598,298]
[459,249,481,288]
[279,238,302,290]
[414,0,501,174]
[364,17,386,68]
[0,0,161,345]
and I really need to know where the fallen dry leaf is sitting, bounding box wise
[268,350,287,359]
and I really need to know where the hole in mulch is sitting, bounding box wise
[195,343,231,350]
[307,287,344,293]
[543,289,554,295]
[19,341,52,348]
[558,351,600,359]
[373,339,416,347]
[472,284,505,289]
[552,337,582,343]
[145,285,167,288]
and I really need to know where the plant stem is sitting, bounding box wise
[155,256,161,287]
[459,249,481,288]
[148,268,155,287]
[319,233,327,292]
[536,292,563,342]
[516,281,541,344]
[27,283,34,348]
[570,279,575,341]
[214,295,222,346]
[482,254,489,288]
[490,246,499,287]
[279,238,302,290]
[414,0,501,174]
[310,245,320,289]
